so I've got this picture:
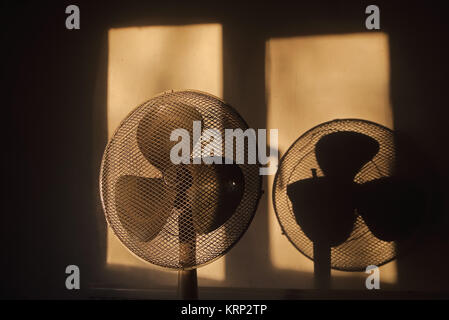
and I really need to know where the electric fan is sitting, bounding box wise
[99,90,262,299]
[273,119,426,289]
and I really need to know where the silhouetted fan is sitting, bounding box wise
[273,119,426,289]
[100,90,262,299]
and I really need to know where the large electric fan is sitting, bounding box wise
[273,119,426,289]
[100,90,262,299]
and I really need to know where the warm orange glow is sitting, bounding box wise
[266,32,397,287]
[107,24,225,283]
[106,28,397,289]
[108,24,223,137]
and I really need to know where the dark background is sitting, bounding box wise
[3,0,449,299]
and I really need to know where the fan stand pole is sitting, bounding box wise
[313,241,331,290]
[178,269,198,300]
[178,209,198,300]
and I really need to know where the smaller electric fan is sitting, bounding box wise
[273,119,426,289]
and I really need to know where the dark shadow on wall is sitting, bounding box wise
[386,2,449,291]
[91,30,109,288]
[4,2,110,299]
[4,0,449,299]
[221,19,272,288]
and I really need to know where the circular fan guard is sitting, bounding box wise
[100,90,262,270]
[273,119,398,271]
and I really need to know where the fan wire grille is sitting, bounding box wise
[100,90,262,270]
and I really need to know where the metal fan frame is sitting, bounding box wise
[99,89,263,270]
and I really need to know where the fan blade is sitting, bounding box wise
[315,131,379,181]
[136,103,203,172]
[287,177,357,246]
[188,158,245,234]
[356,176,425,241]
[115,175,175,242]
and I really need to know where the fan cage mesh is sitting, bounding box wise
[273,119,397,271]
[100,90,262,270]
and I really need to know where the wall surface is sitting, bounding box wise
[4,0,449,299]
